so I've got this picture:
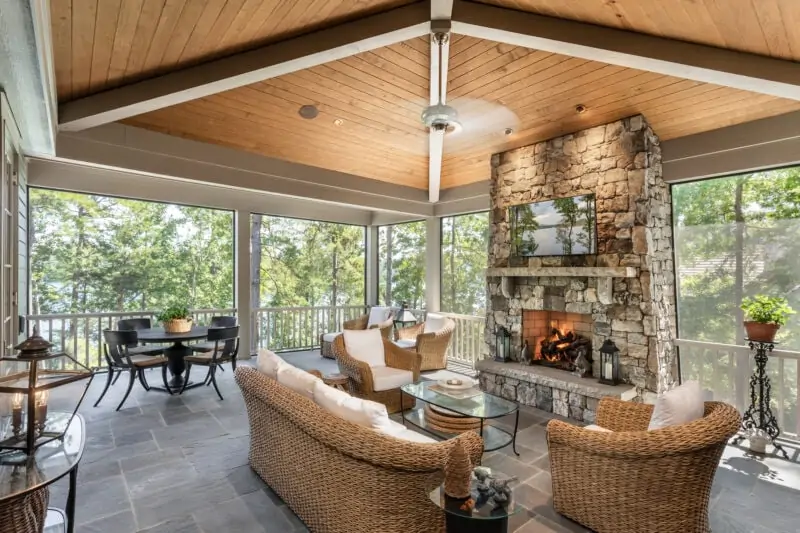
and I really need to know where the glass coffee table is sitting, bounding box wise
[400,381,519,455]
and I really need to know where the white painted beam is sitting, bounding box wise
[365,226,379,306]
[425,217,442,312]
[450,0,800,101]
[427,1,454,204]
[235,210,252,358]
[56,125,434,216]
[58,2,430,131]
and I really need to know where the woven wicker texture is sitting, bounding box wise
[343,313,395,339]
[443,441,472,499]
[395,319,455,371]
[332,334,420,413]
[423,405,481,433]
[547,398,741,533]
[319,335,335,359]
[0,487,49,533]
[235,367,483,533]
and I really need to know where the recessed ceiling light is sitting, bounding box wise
[504,128,514,136]
[298,105,318,119]
[575,104,587,114]
[333,118,344,126]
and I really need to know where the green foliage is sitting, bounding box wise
[741,295,795,325]
[156,305,192,322]
[441,213,489,315]
[378,222,426,309]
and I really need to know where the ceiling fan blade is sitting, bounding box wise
[447,98,519,147]
[428,131,445,203]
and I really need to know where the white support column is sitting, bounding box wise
[365,225,379,306]
[235,210,252,358]
[425,217,441,312]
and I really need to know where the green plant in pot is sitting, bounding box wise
[156,305,193,334]
[741,296,795,343]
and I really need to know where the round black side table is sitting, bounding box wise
[429,479,521,533]
[0,414,86,533]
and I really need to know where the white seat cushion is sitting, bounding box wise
[313,380,392,431]
[343,329,385,368]
[276,364,320,399]
[394,338,417,349]
[367,306,392,327]
[584,424,612,432]
[378,420,437,443]
[423,313,448,334]
[256,349,284,378]
[648,380,705,430]
[371,365,414,392]
[322,332,341,343]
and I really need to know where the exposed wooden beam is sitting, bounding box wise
[428,1,454,203]
[450,0,800,101]
[58,2,431,131]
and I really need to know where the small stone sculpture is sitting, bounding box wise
[472,467,516,511]
[573,346,592,378]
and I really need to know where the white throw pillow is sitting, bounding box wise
[584,424,612,432]
[423,313,448,334]
[370,366,414,392]
[321,332,341,342]
[394,338,417,349]
[256,349,284,378]
[648,380,705,430]
[367,306,392,327]
[276,364,320,399]
[342,329,385,367]
[313,380,392,431]
[378,420,437,444]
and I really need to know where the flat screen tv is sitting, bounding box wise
[509,193,597,257]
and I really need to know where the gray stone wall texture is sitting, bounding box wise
[485,115,678,399]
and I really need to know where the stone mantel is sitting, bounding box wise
[485,266,638,278]
[486,267,636,301]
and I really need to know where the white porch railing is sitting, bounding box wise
[251,305,369,353]
[26,309,236,369]
[676,338,800,441]
[440,312,485,370]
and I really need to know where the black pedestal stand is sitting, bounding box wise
[732,340,788,459]
[443,496,509,533]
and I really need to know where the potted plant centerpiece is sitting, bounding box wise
[741,295,795,343]
[157,305,193,334]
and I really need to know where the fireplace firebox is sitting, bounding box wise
[522,310,592,375]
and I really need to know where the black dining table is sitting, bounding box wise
[137,326,209,391]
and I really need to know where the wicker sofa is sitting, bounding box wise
[394,314,455,371]
[235,366,483,533]
[319,307,395,359]
[546,398,741,533]
[332,333,419,413]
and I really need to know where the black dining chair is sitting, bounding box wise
[181,325,240,400]
[96,329,172,411]
[117,318,163,356]
[189,316,237,354]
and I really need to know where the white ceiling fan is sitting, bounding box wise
[421,31,519,202]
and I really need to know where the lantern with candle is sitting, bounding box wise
[598,339,621,386]
[393,301,418,330]
[494,326,512,363]
[0,326,93,455]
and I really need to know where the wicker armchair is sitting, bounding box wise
[395,316,455,371]
[0,487,49,533]
[546,398,741,533]
[319,307,395,359]
[332,333,420,413]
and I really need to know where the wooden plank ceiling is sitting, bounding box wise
[125,34,800,189]
[50,0,417,102]
[125,36,432,189]
[476,0,800,61]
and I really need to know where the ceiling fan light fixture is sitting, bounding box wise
[422,103,460,134]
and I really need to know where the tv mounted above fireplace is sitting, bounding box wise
[509,193,597,257]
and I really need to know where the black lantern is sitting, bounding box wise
[393,301,418,330]
[495,326,512,362]
[598,339,620,385]
[0,327,93,455]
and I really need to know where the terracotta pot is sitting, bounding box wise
[743,321,780,343]
[163,318,192,333]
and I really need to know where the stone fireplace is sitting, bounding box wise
[477,115,678,418]
[522,310,591,369]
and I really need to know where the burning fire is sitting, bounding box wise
[535,327,570,362]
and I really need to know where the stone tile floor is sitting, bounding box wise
[49,351,800,532]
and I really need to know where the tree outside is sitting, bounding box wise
[674,168,800,434]
[441,212,489,316]
[378,221,426,309]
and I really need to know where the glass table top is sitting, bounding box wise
[0,413,85,501]
[427,469,522,520]
[401,380,518,419]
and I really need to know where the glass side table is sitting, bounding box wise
[428,471,522,533]
[0,414,85,533]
